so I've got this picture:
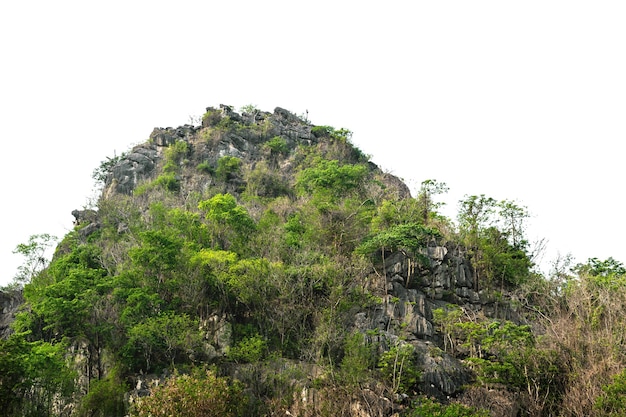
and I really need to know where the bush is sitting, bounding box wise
[202,109,223,127]
[405,398,489,417]
[196,161,213,174]
[78,368,127,417]
[310,125,334,138]
[595,367,626,415]
[296,159,367,198]
[227,334,267,363]
[264,136,288,155]
[153,172,180,192]
[130,368,249,417]
[216,156,242,181]
[340,331,373,386]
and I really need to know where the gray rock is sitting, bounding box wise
[71,209,98,225]
[428,246,448,262]
[150,127,177,147]
[414,341,472,400]
[107,145,159,194]
[0,289,23,339]
[202,314,232,356]
[150,125,197,147]
[273,107,301,124]
[78,222,101,238]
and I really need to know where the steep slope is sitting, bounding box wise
[3,105,558,417]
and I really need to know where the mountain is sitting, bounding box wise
[2,105,626,417]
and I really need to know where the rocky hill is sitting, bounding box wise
[4,105,626,417]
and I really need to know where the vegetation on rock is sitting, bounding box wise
[2,105,626,417]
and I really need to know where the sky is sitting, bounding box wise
[1,1,625,286]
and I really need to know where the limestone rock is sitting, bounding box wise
[106,145,159,195]
[0,289,23,339]
[71,209,98,225]
[414,341,472,400]
[202,314,232,356]
[149,125,197,147]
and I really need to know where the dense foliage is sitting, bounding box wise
[2,107,625,416]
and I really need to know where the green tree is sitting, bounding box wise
[10,233,57,288]
[370,199,423,233]
[19,242,113,384]
[227,334,267,363]
[78,367,127,417]
[496,199,529,248]
[296,159,368,202]
[377,340,419,394]
[432,306,463,353]
[198,193,256,251]
[458,195,496,238]
[479,227,532,288]
[92,152,125,185]
[123,312,204,372]
[357,222,440,274]
[190,248,238,311]
[163,141,189,173]
[0,336,75,417]
[340,331,373,386]
[574,257,626,281]
[129,229,184,297]
[264,136,288,156]
[416,179,449,225]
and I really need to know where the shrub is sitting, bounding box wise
[201,109,223,127]
[264,136,288,155]
[130,368,249,417]
[154,172,180,192]
[216,156,242,181]
[78,368,127,417]
[340,331,373,386]
[196,161,213,174]
[296,159,367,198]
[227,334,267,363]
[311,125,334,138]
[406,397,489,417]
[595,369,626,415]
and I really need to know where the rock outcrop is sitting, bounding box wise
[105,145,159,196]
[103,105,411,200]
[0,289,23,339]
[353,242,521,400]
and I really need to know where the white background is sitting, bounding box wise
[1,1,625,286]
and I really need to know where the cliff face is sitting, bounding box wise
[0,290,22,339]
